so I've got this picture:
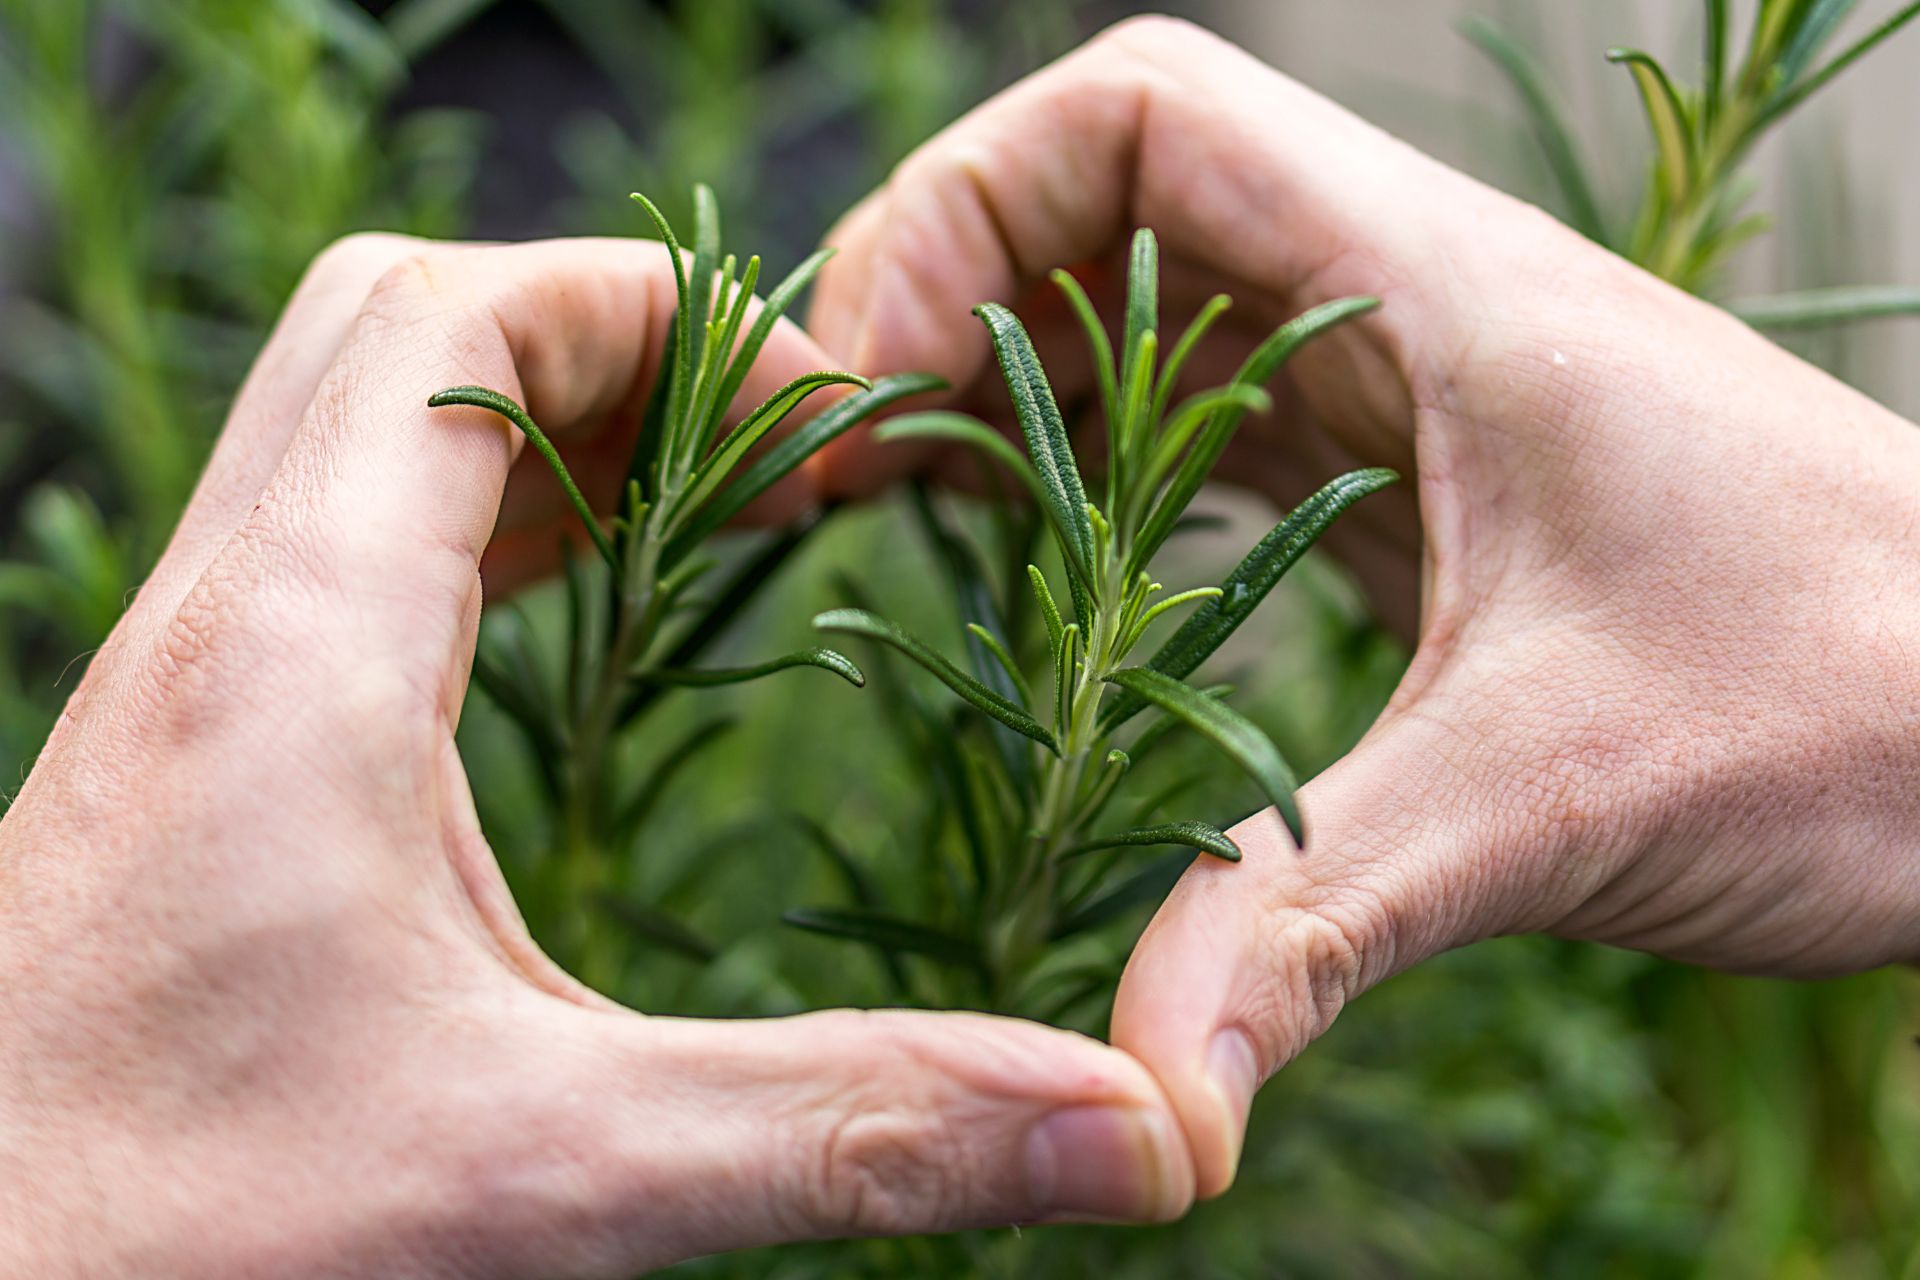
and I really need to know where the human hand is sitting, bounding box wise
[0,236,1194,1276]
[807,15,1920,1197]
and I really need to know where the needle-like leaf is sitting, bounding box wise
[663,372,942,562]
[1028,564,1064,657]
[1121,228,1159,399]
[636,648,866,688]
[1057,820,1241,863]
[599,896,718,964]
[1153,293,1232,424]
[627,321,677,501]
[686,183,722,363]
[673,370,870,524]
[427,386,614,568]
[974,301,1095,581]
[1110,468,1398,730]
[711,247,838,424]
[1104,666,1304,844]
[631,191,693,453]
[813,607,1058,751]
[1131,297,1381,575]
[1050,267,1118,425]
[783,907,985,971]
[1703,0,1730,130]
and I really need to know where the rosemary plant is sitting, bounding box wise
[1468,0,1920,316]
[795,229,1395,1013]
[429,186,938,989]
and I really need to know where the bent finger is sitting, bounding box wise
[465,1004,1196,1276]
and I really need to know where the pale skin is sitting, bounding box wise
[1,14,1916,1279]
[809,15,1920,1199]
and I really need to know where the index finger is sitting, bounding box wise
[805,16,1452,397]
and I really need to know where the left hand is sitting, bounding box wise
[0,235,1193,1277]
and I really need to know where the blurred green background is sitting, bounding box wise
[2,2,1917,1276]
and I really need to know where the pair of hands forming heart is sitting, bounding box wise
[5,18,1917,1277]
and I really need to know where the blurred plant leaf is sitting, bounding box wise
[783,906,984,971]
[1728,284,1920,329]
[1461,17,1611,243]
[1051,851,1190,940]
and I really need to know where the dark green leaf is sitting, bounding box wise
[783,907,984,971]
[622,512,829,727]
[909,485,1033,788]
[1128,684,1234,765]
[674,370,870,521]
[1131,297,1380,574]
[1109,468,1398,729]
[599,895,717,963]
[790,816,910,997]
[1051,852,1190,939]
[630,192,693,450]
[1105,667,1304,844]
[711,247,838,420]
[1059,821,1240,863]
[427,386,614,568]
[615,715,737,835]
[974,301,1095,578]
[814,608,1058,752]
[636,648,865,688]
[1153,294,1232,424]
[664,372,944,563]
[1703,0,1730,129]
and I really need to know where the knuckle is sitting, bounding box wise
[306,230,428,292]
[804,1103,964,1237]
[358,248,486,334]
[1242,880,1397,1073]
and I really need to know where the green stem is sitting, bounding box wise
[556,515,668,994]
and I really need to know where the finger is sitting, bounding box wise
[132,233,432,628]
[1109,702,1518,1200]
[153,237,842,706]
[811,16,1462,413]
[463,1004,1196,1275]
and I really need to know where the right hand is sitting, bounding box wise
[808,14,1920,1198]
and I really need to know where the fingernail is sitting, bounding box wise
[1206,1028,1260,1180]
[1026,1104,1179,1223]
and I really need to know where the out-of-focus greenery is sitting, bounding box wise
[2,3,1917,1278]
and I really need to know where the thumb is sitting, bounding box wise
[473,1004,1197,1275]
[1111,707,1516,1199]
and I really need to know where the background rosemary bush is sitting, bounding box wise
[3,2,1918,1276]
